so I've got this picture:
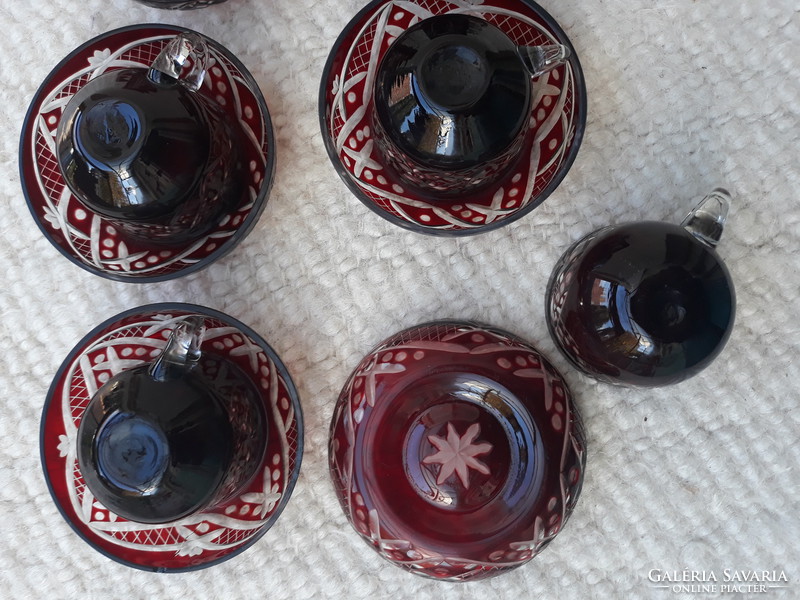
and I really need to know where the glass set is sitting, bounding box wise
[22,0,735,581]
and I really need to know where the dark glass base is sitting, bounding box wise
[134,0,228,8]
[546,222,735,386]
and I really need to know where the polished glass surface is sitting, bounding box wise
[62,70,211,219]
[374,14,531,170]
[41,304,301,571]
[329,321,586,580]
[546,220,735,386]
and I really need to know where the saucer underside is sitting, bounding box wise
[20,25,275,282]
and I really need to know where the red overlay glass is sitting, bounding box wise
[329,321,586,581]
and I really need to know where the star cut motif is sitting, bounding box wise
[422,423,492,489]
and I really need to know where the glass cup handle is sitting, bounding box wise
[681,188,731,248]
[517,44,571,78]
[149,316,206,382]
[149,33,209,92]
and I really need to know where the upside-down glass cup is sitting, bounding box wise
[545,188,736,387]
[56,32,244,245]
[329,321,586,581]
[372,13,569,195]
[76,316,267,523]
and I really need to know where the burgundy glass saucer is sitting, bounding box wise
[20,25,275,282]
[329,321,586,581]
[319,0,586,235]
[546,190,736,387]
[41,304,303,572]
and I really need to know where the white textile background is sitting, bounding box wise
[0,0,798,598]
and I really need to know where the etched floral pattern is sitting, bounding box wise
[321,0,584,233]
[423,423,492,488]
[329,322,587,580]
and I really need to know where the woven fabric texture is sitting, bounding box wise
[0,0,797,598]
